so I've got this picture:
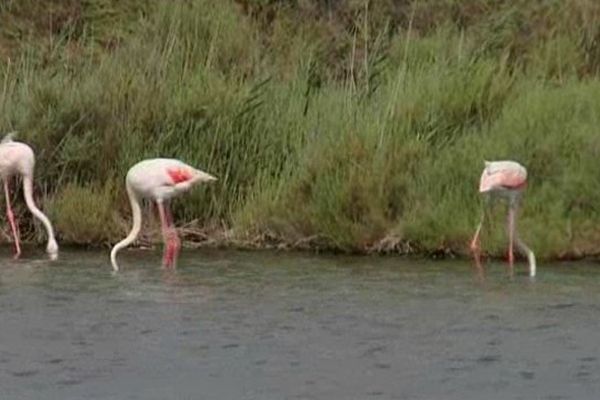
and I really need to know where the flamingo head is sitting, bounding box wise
[47,239,59,260]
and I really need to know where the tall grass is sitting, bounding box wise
[1,0,600,260]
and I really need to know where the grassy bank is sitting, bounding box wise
[1,0,600,260]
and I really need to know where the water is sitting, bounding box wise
[0,248,599,399]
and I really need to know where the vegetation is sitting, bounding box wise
[1,0,600,260]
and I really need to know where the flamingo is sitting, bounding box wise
[110,158,217,271]
[0,132,58,260]
[470,160,536,277]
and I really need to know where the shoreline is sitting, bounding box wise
[14,226,598,263]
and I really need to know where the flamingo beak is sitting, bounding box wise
[196,170,217,183]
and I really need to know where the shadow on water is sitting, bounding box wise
[0,247,599,399]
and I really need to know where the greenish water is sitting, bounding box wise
[0,249,599,399]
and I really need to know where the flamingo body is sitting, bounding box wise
[479,161,527,193]
[110,158,216,271]
[0,132,58,259]
[125,158,212,202]
[471,160,536,277]
[0,141,35,178]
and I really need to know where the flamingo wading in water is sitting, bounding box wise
[470,160,536,277]
[110,158,217,271]
[0,132,58,260]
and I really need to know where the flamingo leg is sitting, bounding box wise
[3,179,21,259]
[156,201,171,267]
[157,200,180,268]
[470,213,484,253]
[470,213,484,271]
[164,201,180,266]
[470,197,487,277]
[507,205,515,278]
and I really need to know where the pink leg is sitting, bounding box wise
[470,211,484,275]
[470,220,483,252]
[164,202,180,265]
[157,201,180,268]
[4,180,21,259]
[507,206,515,278]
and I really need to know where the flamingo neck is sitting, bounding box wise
[110,180,142,271]
[22,175,58,259]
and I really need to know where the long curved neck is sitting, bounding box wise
[110,180,142,271]
[22,175,58,257]
[516,237,536,278]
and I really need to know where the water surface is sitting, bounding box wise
[0,248,599,399]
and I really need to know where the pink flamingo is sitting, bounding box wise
[0,132,58,260]
[470,160,536,277]
[110,158,217,271]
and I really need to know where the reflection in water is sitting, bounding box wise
[471,254,539,286]
[0,248,598,399]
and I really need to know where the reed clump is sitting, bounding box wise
[1,0,600,260]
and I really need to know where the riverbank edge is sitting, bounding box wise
[19,226,599,263]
